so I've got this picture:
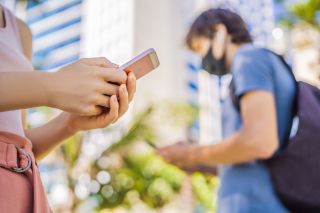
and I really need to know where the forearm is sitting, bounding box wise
[0,71,50,111]
[191,131,264,166]
[25,113,76,160]
[182,165,217,176]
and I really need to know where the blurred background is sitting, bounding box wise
[1,0,319,212]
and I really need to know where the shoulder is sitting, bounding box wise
[16,18,33,60]
[231,45,275,97]
[232,45,272,75]
[234,46,270,64]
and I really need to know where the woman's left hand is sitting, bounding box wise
[62,71,136,133]
[156,142,197,168]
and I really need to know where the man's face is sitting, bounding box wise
[190,33,226,60]
[190,36,211,57]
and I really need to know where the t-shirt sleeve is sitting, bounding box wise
[232,50,274,99]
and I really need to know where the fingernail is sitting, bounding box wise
[130,73,136,80]
[121,84,126,92]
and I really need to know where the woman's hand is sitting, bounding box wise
[25,70,136,159]
[44,57,127,116]
[62,71,136,132]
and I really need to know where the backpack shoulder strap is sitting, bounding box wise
[263,49,298,115]
[263,49,297,86]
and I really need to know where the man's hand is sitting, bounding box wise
[157,142,197,168]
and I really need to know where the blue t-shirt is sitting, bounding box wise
[218,45,296,213]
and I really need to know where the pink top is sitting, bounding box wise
[0,6,33,136]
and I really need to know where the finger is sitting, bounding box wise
[96,67,127,84]
[118,84,129,117]
[156,148,169,159]
[127,72,136,102]
[103,95,119,125]
[95,95,111,108]
[82,105,103,116]
[162,155,173,164]
[98,82,119,96]
[80,57,118,68]
[157,147,178,162]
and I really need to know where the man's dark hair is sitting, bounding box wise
[186,8,252,50]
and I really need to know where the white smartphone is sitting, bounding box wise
[120,48,160,79]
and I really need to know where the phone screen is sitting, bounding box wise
[120,48,160,79]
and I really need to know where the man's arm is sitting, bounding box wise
[158,90,279,166]
[181,165,217,175]
[196,90,278,165]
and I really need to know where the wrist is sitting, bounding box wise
[188,145,201,165]
[58,112,79,136]
[40,72,55,107]
[34,71,54,107]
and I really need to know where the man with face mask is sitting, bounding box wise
[201,31,227,76]
[158,8,296,213]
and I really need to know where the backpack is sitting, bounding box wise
[231,49,320,213]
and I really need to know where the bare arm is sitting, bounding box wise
[17,18,67,159]
[18,20,75,158]
[158,90,279,166]
[17,21,75,158]
[25,113,76,159]
[0,71,52,111]
[0,19,49,112]
[181,165,217,175]
[18,20,135,159]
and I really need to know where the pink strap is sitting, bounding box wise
[0,131,52,213]
[0,142,30,170]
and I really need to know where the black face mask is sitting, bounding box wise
[201,47,228,76]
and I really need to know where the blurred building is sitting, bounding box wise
[26,0,82,70]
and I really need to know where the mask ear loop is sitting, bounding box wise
[215,30,225,45]
[214,30,228,103]
[214,29,227,61]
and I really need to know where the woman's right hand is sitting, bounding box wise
[44,57,127,116]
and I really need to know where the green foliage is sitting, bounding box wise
[164,102,198,127]
[91,103,201,211]
[107,106,155,152]
[126,154,185,191]
[93,104,189,210]
[280,0,320,29]
[291,0,320,27]
[61,134,82,168]
[92,153,186,210]
[59,102,217,212]
[192,172,219,212]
